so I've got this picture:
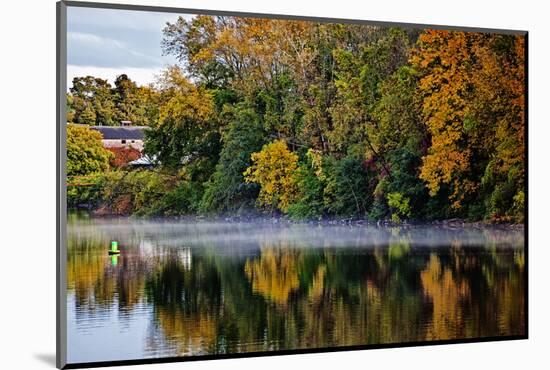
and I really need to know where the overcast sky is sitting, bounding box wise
[67,6,190,88]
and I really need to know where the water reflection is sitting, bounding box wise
[67,215,525,364]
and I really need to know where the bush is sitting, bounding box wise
[67,173,103,208]
[98,170,202,216]
[387,192,411,222]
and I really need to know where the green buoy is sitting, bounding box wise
[109,240,120,255]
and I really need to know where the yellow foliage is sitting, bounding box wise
[156,66,214,126]
[243,140,299,212]
[187,17,316,96]
[244,248,301,305]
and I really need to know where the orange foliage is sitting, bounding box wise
[412,30,477,207]
[473,37,525,180]
[412,31,525,210]
[107,146,142,168]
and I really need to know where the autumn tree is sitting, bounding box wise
[164,16,314,147]
[163,16,311,93]
[67,19,525,222]
[413,31,525,219]
[243,140,299,212]
[144,66,218,169]
[412,31,479,209]
[474,36,525,221]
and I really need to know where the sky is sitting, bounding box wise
[67,6,191,88]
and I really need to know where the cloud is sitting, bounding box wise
[68,31,164,68]
[67,65,164,89]
[67,6,188,69]
[67,6,184,32]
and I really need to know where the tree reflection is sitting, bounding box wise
[244,247,302,306]
[68,226,525,356]
[420,254,470,340]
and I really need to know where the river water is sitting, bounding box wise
[66,214,525,364]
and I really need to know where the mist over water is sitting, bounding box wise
[67,215,525,364]
[68,217,524,250]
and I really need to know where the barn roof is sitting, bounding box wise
[89,126,147,140]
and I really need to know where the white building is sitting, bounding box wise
[89,126,147,152]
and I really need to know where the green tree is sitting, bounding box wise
[113,74,154,126]
[78,104,96,126]
[201,105,266,214]
[372,65,425,156]
[329,28,415,155]
[287,149,325,220]
[69,76,116,126]
[98,169,203,216]
[323,156,372,218]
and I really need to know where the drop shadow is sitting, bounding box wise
[34,353,56,367]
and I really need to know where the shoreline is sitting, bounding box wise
[68,209,524,230]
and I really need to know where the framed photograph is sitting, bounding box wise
[57,1,527,368]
